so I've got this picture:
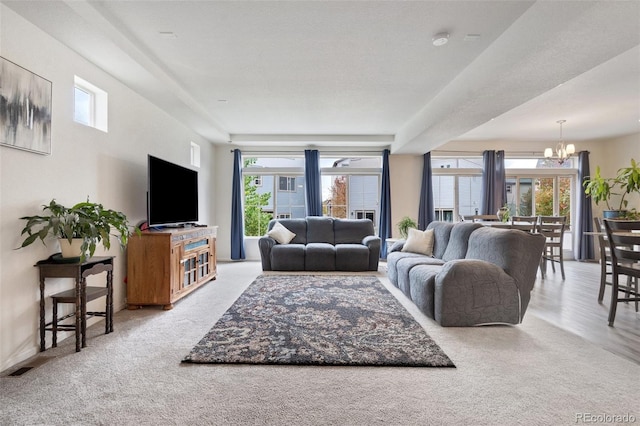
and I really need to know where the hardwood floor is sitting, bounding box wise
[527,259,640,365]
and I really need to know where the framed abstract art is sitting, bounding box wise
[0,57,52,155]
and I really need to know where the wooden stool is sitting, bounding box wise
[48,286,111,348]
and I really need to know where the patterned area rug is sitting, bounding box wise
[183,274,455,367]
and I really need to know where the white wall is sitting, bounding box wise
[584,133,640,218]
[389,155,422,238]
[0,6,216,372]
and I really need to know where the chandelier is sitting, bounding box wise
[544,120,575,165]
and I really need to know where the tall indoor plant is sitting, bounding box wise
[396,216,418,239]
[583,159,640,218]
[19,198,135,261]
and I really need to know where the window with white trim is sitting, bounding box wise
[74,76,108,132]
[242,154,382,236]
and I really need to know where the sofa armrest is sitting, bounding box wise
[388,239,406,254]
[362,235,381,270]
[435,259,521,326]
[362,235,380,248]
[258,236,276,271]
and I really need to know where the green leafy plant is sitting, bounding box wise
[19,198,137,261]
[498,203,511,223]
[584,159,640,213]
[396,216,418,239]
[617,158,640,207]
[622,208,640,220]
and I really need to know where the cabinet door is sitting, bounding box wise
[181,253,199,289]
[196,248,212,282]
[170,243,184,298]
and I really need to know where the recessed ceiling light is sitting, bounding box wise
[158,31,177,39]
[432,32,449,47]
[463,34,481,42]
[217,99,228,103]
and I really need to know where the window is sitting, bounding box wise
[435,209,454,222]
[432,156,576,226]
[190,142,201,168]
[73,86,92,126]
[355,210,375,222]
[74,76,108,132]
[242,154,382,236]
[279,176,297,192]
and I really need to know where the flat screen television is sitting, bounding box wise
[147,155,199,227]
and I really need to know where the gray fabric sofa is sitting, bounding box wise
[259,217,381,271]
[387,221,545,326]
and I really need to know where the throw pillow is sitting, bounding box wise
[401,228,435,256]
[267,221,296,244]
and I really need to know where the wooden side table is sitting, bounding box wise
[35,255,114,352]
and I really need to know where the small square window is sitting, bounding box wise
[74,76,108,132]
[190,142,201,168]
[74,86,92,126]
[278,176,296,192]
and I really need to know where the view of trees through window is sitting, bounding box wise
[242,154,574,237]
[434,157,575,226]
[243,158,273,236]
[242,156,382,236]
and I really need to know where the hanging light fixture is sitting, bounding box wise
[544,120,575,165]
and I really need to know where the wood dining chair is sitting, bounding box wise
[510,216,538,233]
[464,214,500,223]
[593,217,613,302]
[537,216,567,280]
[602,219,640,326]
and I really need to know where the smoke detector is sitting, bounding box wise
[432,32,449,46]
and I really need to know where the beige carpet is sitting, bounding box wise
[1,261,638,425]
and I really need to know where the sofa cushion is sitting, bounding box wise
[409,265,441,319]
[268,219,308,244]
[334,219,375,244]
[271,244,305,270]
[306,216,335,244]
[386,250,425,286]
[441,222,483,262]
[401,228,434,256]
[305,243,336,270]
[396,256,445,296]
[335,244,369,271]
[426,222,454,259]
[268,221,297,244]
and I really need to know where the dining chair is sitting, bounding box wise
[466,214,500,223]
[510,216,538,233]
[537,216,567,280]
[593,217,613,302]
[602,219,640,326]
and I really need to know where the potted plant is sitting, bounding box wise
[18,198,136,261]
[617,158,640,218]
[583,159,640,218]
[396,216,418,239]
[497,203,511,222]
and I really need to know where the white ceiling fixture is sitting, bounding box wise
[544,120,575,165]
[432,32,449,46]
[158,31,177,39]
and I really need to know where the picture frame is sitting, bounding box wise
[0,57,52,155]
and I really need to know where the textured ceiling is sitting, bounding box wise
[4,0,640,153]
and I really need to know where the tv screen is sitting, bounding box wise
[147,155,199,227]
